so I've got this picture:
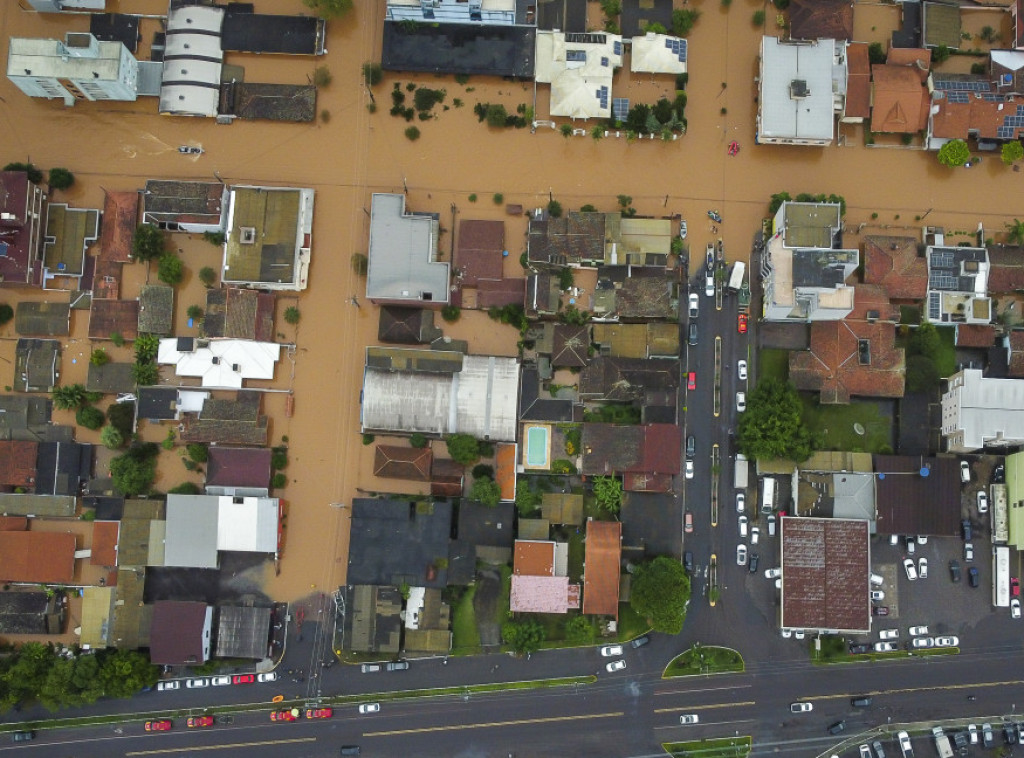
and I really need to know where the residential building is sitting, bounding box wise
[757,37,845,146]
[592,266,678,322]
[922,2,961,49]
[0,591,64,635]
[366,194,448,306]
[380,20,535,78]
[7,33,139,107]
[870,63,929,134]
[582,520,621,618]
[157,337,281,389]
[788,0,854,41]
[163,494,280,569]
[1005,330,1024,378]
[862,235,929,302]
[42,204,99,289]
[591,322,679,358]
[221,5,326,55]
[373,445,433,481]
[510,538,579,614]
[347,499,454,588]
[341,584,403,654]
[178,391,269,446]
[992,49,1024,95]
[135,386,209,424]
[925,246,990,324]
[148,601,212,665]
[842,42,871,123]
[762,202,858,321]
[0,440,38,490]
[205,447,273,494]
[204,288,276,342]
[14,339,61,393]
[0,532,76,584]
[215,605,272,659]
[403,587,452,654]
[377,306,441,344]
[0,395,57,443]
[456,500,515,566]
[535,31,623,120]
[987,244,1024,295]
[142,180,225,233]
[927,74,1024,149]
[159,5,224,117]
[88,299,138,340]
[873,455,961,536]
[15,301,70,337]
[629,33,688,76]
[1006,450,1024,551]
[581,423,680,493]
[0,171,47,288]
[137,284,174,335]
[942,369,1024,452]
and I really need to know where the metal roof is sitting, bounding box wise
[759,37,836,143]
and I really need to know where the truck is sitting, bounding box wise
[727,261,746,292]
[734,454,749,490]
[932,727,953,758]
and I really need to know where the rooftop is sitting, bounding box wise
[138,284,174,335]
[873,455,961,536]
[348,499,453,588]
[206,447,272,490]
[870,64,929,134]
[366,194,448,305]
[223,186,314,290]
[629,33,687,75]
[88,299,139,341]
[143,180,224,228]
[582,520,621,618]
[535,31,622,120]
[456,220,505,286]
[204,288,276,342]
[221,6,326,55]
[789,0,853,40]
[148,601,210,665]
[215,605,272,659]
[759,37,838,144]
[373,445,433,481]
[509,575,577,613]
[863,235,928,301]
[381,21,535,79]
[43,204,99,280]
[0,531,76,584]
[15,301,69,337]
[158,338,281,389]
[99,190,137,265]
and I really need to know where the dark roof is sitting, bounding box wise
[382,21,535,78]
[342,584,402,654]
[206,447,272,489]
[582,423,681,477]
[525,273,562,317]
[179,392,268,446]
[1008,330,1024,378]
[0,592,61,635]
[15,302,70,337]
[374,445,433,481]
[137,387,178,421]
[87,362,136,394]
[620,491,681,557]
[621,0,673,36]
[609,268,678,321]
[873,455,961,536]
[148,601,209,665]
[0,441,38,490]
[987,244,1024,294]
[456,220,505,286]
[215,605,272,659]
[0,395,54,442]
[143,180,223,228]
[228,83,317,123]
[221,6,326,55]
[431,457,465,498]
[578,356,679,402]
[528,212,605,267]
[347,499,453,588]
[138,284,174,335]
[84,496,125,521]
[582,520,621,618]
[537,0,587,32]
[89,300,139,341]
[15,339,61,393]
[519,366,577,422]
[476,278,526,309]
[377,306,441,345]
[35,442,91,497]
[447,539,476,585]
[0,171,44,287]
[892,0,922,48]
[789,0,854,40]
[781,517,870,633]
[204,288,276,342]
[89,13,140,52]
[457,500,516,549]
[551,324,589,367]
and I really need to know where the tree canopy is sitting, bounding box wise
[1001,141,1023,166]
[736,378,813,462]
[132,224,166,262]
[445,433,481,465]
[303,0,353,19]
[157,253,184,285]
[502,617,545,654]
[592,475,622,515]
[52,384,88,411]
[630,556,690,634]
[937,139,970,167]
[47,168,74,191]
[110,443,159,495]
[470,476,501,507]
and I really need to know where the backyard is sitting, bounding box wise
[800,395,894,454]
[757,348,789,383]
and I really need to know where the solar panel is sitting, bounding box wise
[931,250,954,268]
[934,275,959,291]
[601,56,608,66]
[998,126,1014,139]
[982,94,1003,102]
[612,98,629,120]
[665,39,673,49]
[678,39,687,61]
[1017,105,1024,116]
[566,50,586,62]
[929,292,941,320]
[947,92,969,104]
[613,41,622,55]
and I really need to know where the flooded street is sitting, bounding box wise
[0,0,1020,602]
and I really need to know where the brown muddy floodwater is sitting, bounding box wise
[0,0,1021,603]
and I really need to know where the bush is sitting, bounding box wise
[107,402,135,438]
[202,231,226,246]
[271,449,288,470]
[187,305,204,321]
[313,65,332,87]
[351,253,369,276]
[90,348,110,366]
[548,200,563,218]
[168,482,201,495]
[484,103,508,128]
[971,62,987,75]
[48,168,74,190]
[362,433,375,445]
[157,253,184,285]
[131,223,166,262]
[132,362,160,386]
[405,126,421,141]
[493,193,504,204]
[752,9,765,25]
[932,44,951,64]
[0,303,12,326]
[551,459,577,475]
[362,62,383,87]
[409,433,429,448]
[3,162,43,184]
[472,464,495,480]
[271,472,287,489]
[441,305,461,323]
[671,8,700,36]
[446,433,481,464]
[76,405,105,430]
[470,476,501,507]
[100,425,124,450]
[468,193,477,202]
[186,444,209,463]
[198,267,217,287]
[413,87,445,112]
[284,307,301,325]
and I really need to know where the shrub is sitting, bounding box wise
[107,402,135,438]
[313,65,332,87]
[409,433,429,448]
[560,123,573,138]
[186,444,209,463]
[441,305,461,322]
[413,87,445,112]
[932,44,951,64]
[157,253,184,285]
[90,348,110,366]
[132,362,160,386]
[469,193,478,202]
[100,425,124,449]
[48,168,74,190]
[271,449,288,470]
[472,464,495,480]
[752,9,765,25]
[551,459,577,475]
[271,473,287,489]
[484,103,508,128]
[580,204,597,213]
[187,305,204,321]
[168,482,201,495]
[161,429,176,451]
[3,162,43,184]
[0,303,12,326]
[493,193,504,204]
[362,62,383,87]
[362,433,375,445]
[135,333,159,363]
[284,307,301,325]
[470,476,501,507]
[351,253,369,276]
[446,433,481,464]
[198,267,217,288]
[405,126,421,141]
[76,405,106,430]
[671,8,700,36]
[548,200,563,218]
[202,231,226,246]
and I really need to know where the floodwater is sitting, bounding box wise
[0,0,1021,604]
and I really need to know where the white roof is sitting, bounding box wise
[759,36,836,142]
[991,49,1024,72]
[455,355,519,442]
[158,339,280,388]
[943,369,1024,449]
[7,37,128,81]
[164,495,278,567]
[630,33,687,75]
[159,5,223,117]
[217,497,278,554]
[536,31,621,120]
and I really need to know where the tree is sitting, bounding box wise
[908,320,940,358]
[1002,141,1024,166]
[351,253,368,276]
[515,485,542,516]
[272,472,287,488]
[405,126,421,141]
[565,615,596,644]
[867,42,886,65]
[52,384,88,410]
[362,62,383,87]
[502,618,545,654]
[135,333,159,363]
[752,9,765,25]
[630,556,691,634]
[132,362,160,386]
[198,266,217,288]
[671,8,700,37]
[47,167,74,191]
[168,482,201,495]
[4,642,55,706]
[186,443,209,463]
[593,475,623,515]
[485,103,509,128]
[0,303,12,326]
[932,44,951,64]
[187,305,204,321]
[3,162,43,184]
[470,476,501,507]
[110,445,158,495]
[96,649,159,699]
[768,191,792,215]
[445,433,481,465]
[202,230,226,246]
[157,253,184,285]
[271,448,288,470]
[90,348,109,366]
[1005,218,1024,246]
[302,0,353,19]
[560,123,573,138]
[937,139,970,167]
[284,306,301,325]
[313,65,333,88]
[409,433,429,449]
[131,223,166,262]
[76,405,105,430]
[547,200,563,218]
[737,378,814,462]
[905,354,939,393]
[441,305,460,323]
[100,425,124,450]
[107,402,135,438]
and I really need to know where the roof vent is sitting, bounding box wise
[790,79,809,99]
[239,227,256,245]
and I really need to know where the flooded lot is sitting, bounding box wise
[0,0,1020,602]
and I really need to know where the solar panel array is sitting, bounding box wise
[663,37,687,62]
[600,56,609,67]
[947,92,969,104]
[931,249,955,268]
[595,85,609,111]
[932,274,959,291]
[934,78,991,92]
[566,49,586,62]
[997,111,1024,139]
[613,41,622,55]
[982,93,1005,103]
[928,292,941,321]
[612,97,629,121]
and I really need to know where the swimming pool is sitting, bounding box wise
[524,424,551,469]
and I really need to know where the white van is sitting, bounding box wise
[761,478,776,515]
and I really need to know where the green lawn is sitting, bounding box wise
[616,602,651,644]
[451,585,480,652]
[935,325,957,377]
[496,564,512,623]
[663,736,751,758]
[800,395,893,453]
[568,531,585,582]
[757,348,789,383]
[663,644,744,678]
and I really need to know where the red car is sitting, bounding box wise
[187,716,214,729]
[737,314,748,334]
[684,511,693,534]
[1012,577,1020,597]
[232,674,255,685]
[306,708,333,719]
[687,372,696,391]
[271,709,299,722]
[145,720,172,732]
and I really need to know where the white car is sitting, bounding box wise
[605,659,626,673]
[765,567,781,579]
[870,590,885,602]
[790,702,813,713]
[738,360,747,381]
[909,626,930,636]
[685,460,694,479]
[911,636,935,649]
[186,678,209,688]
[679,220,688,240]
[906,538,915,555]
[916,535,928,545]
[750,526,760,545]
[257,672,278,683]
[960,460,971,483]
[879,628,899,640]
[736,392,746,413]
[977,490,989,513]
[736,493,745,513]
[793,629,805,640]
[781,627,793,638]
[210,676,231,687]
[679,714,700,725]
[600,645,623,657]
[874,642,897,652]
[737,544,748,566]
[870,573,884,586]
[156,681,180,691]
[934,636,959,648]
[705,275,715,297]
[903,558,918,581]
[1012,599,1021,619]
[358,703,381,714]
[889,534,899,546]
[918,558,928,579]
[898,731,913,754]
[964,542,974,562]
[688,293,698,318]
[738,515,748,538]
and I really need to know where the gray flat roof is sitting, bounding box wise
[164,496,219,568]
[760,37,836,142]
[366,194,449,304]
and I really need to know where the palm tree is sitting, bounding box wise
[1006,218,1024,246]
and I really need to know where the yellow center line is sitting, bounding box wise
[654,700,756,714]
[126,737,316,756]
[365,711,624,737]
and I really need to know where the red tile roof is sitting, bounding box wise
[789,0,853,40]
[931,93,1024,142]
[845,43,871,120]
[582,521,621,618]
[847,284,901,321]
[100,191,137,264]
[885,48,931,82]
[0,517,29,531]
[0,441,38,489]
[624,471,673,493]
[863,236,929,301]
[476,277,526,308]
[871,64,929,133]
[373,445,433,481]
[988,245,1024,294]
[0,532,76,583]
[430,457,464,497]
[514,540,556,576]
[494,443,517,502]
[639,424,681,476]
[206,446,273,488]
[88,300,140,340]
[148,600,209,665]
[91,521,120,566]
[456,220,504,286]
[955,324,996,348]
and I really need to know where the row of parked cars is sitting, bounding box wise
[156,672,277,691]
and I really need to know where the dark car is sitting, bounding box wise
[873,606,889,617]
[684,551,694,573]
[994,463,1005,483]
[828,721,846,735]
[849,643,870,655]
[688,322,698,346]
[851,696,873,708]
[950,560,962,583]
[10,731,35,742]
[686,435,695,457]
[630,635,651,649]
[962,519,973,541]
[386,661,409,672]
[1006,725,1018,745]
[748,553,759,574]
[969,567,980,588]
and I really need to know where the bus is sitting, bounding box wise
[994,545,1010,608]
[761,477,776,515]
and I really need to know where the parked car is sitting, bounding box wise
[935,636,960,648]
[899,730,914,755]
[10,731,34,742]
[605,659,626,673]
[873,606,889,616]
[749,553,759,574]
[679,714,700,725]
[750,526,760,544]
[358,703,381,714]
[790,702,813,713]
[879,628,899,640]
[905,536,915,555]
[794,629,805,640]
[680,220,688,240]
[828,720,846,735]
[705,245,715,271]
[961,460,971,483]
[600,645,623,657]
[849,643,870,655]
[736,391,746,412]
[687,293,698,318]
[705,275,715,297]
[984,723,995,748]
[1006,724,1018,745]
[688,322,698,346]
[736,493,745,513]
[1012,599,1021,619]
[360,664,381,673]
[870,573,884,586]
[684,552,694,573]
[737,544,747,566]
[146,720,172,732]
[765,567,781,579]
[767,514,776,536]
[917,535,928,545]
[911,637,935,649]
[686,435,695,457]
[874,642,897,652]
[738,515,748,538]
[186,678,209,688]
[994,463,1005,483]
[965,542,975,562]
[157,681,180,691]
[210,676,231,687]
[859,745,872,758]
[1012,577,1020,597]
[684,511,694,534]
[969,567,980,588]
[962,519,973,541]
[687,372,696,391]
[630,635,650,649]
[950,560,962,583]
[918,558,928,579]
[781,628,793,638]
[738,360,747,380]
[257,672,278,683]
[340,746,362,756]
[232,674,255,685]
[978,490,989,513]
[306,708,333,720]
[271,709,299,722]
[909,626,929,636]
[737,314,748,334]
[187,716,213,728]
[386,661,409,671]
[968,724,979,744]
[872,739,886,758]
[870,590,885,602]
[903,558,918,581]
[685,459,694,479]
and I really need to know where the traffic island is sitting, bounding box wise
[663,735,751,758]
[663,644,744,678]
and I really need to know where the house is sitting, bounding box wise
[0,591,64,635]
[221,5,326,55]
[158,5,224,117]
[0,531,76,584]
[380,21,536,79]
[347,498,454,588]
[987,244,1024,294]
[15,301,70,337]
[136,386,210,423]
[215,605,272,659]
[179,391,269,446]
[927,74,1024,149]
[205,447,273,493]
[142,180,225,233]
[0,493,76,517]
[510,538,579,614]
[431,457,466,499]
[874,455,961,535]
[621,491,681,558]
[404,587,452,653]
[35,441,91,496]
[955,323,996,349]
[360,348,519,441]
[456,220,505,286]
[90,520,119,567]
[842,42,870,123]
[148,601,212,665]
[519,366,577,422]
[550,324,589,368]
[788,0,854,41]
[0,170,46,288]
[887,47,931,81]
[385,0,517,24]
[222,185,315,291]
[629,33,688,75]
[925,246,990,324]
[763,202,858,322]
[495,442,517,502]
[581,423,680,491]
[42,203,99,288]
[779,517,870,634]
[87,362,136,395]
[0,441,38,491]
[794,453,876,524]
[789,320,906,404]
[863,235,928,302]
[341,584,402,654]
[525,272,563,317]
[163,494,280,568]
[1006,330,1024,377]
[582,520,621,618]
[456,500,515,565]
[535,31,622,120]
[377,306,441,344]
[94,190,136,299]
[6,33,139,107]
[14,339,61,392]
[115,498,166,567]
[158,337,281,388]
[373,445,433,481]
[88,299,139,340]
[870,63,929,134]
[992,49,1024,95]
[0,395,58,442]
[942,369,1024,451]
[366,194,448,307]
[591,322,679,359]
[757,37,845,146]
[204,288,276,342]
[138,284,174,335]
[593,266,678,321]
[578,356,679,403]
[922,2,961,49]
